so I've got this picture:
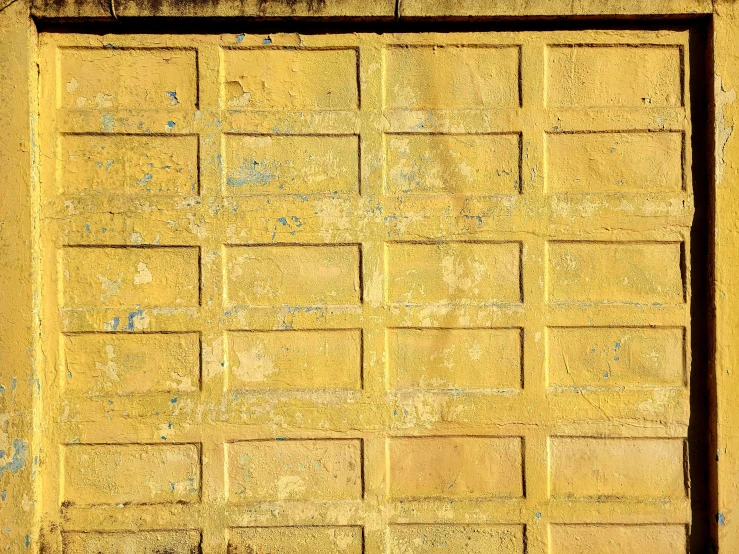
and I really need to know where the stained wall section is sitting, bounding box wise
[38,31,694,553]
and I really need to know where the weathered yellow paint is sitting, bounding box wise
[11,1,739,550]
[30,29,695,554]
[714,1,739,551]
[548,524,687,554]
[228,526,364,554]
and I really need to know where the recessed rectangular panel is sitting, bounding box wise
[387,436,523,499]
[547,327,684,387]
[227,439,362,501]
[63,332,200,395]
[388,525,524,554]
[546,132,683,193]
[547,242,684,304]
[385,134,520,195]
[549,525,687,554]
[549,437,686,499]
[62,530,202,554]
[387,242,521,304]
[59,48,197,109]
[384,45,520,109]
[388,328,521,390]
[225,245,361,306]
[223,48,359,110]
[60,134,199,195]
[228,527,363,554]
[225,134,359,195]
[227,329,362,390]
[547,45,683,107]
[63,443,201,505]
[62,247,200,308]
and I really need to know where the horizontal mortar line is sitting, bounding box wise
[53,415,689,436]
[55,497,692,520]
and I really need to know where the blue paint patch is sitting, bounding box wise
[227,159,275,188]
[236,33,245,43]
[167,121,175,129]
[168,422,173,429]
[161,436,167,441]
[26,534,30,548]
[85,223,91,233]
[263,36,272,44]
[0,491,5,501]
[111,316,120,331]
[127,310,144,331]
[718,513,726,525]
[277,217,288,225]
[603,371,610,378]
[535,512,542,519]
[0,439,28,478]
[137,173,153,186]
[462,214,484,227]
[101,114,115,132]
[275,437,287,441]
[166,91,179,106]
[170,397,178,404]
[11,378,16,391]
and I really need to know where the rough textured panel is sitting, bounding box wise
[33,0,109,18]
[63,444,201,505]
[227,439,362,501]
[546,132,683,193]
[225,245,361,306]
[547,327,684,387]
[388,524,524,554]
[227,329,362,390]
[385,134,520,195]
[715,3,739,552]
[223,48,358,110]
[384,46,519,109]
[228,526,363,554]
[388,436,523,499]
[547,45,682,107]
[35,31,695,552]
[388,328,522,390]
[387,242,521,304]
[0,2,35,551]
[550,438,686,499]
[114,0,395,17]
[547,242,684,304]
[59,48,197,109]
[398,0,711,16]
[62,530,202,554]
[64,333,201,395]
[549,524,687,554]
[32,0,711,18]
[62,247,200,308]
[225,134,359,195]
[60,134,199,195]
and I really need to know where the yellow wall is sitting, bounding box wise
[1,1,737,552]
